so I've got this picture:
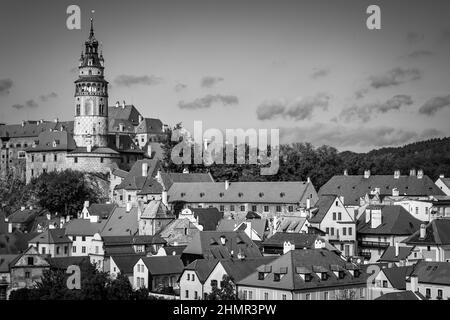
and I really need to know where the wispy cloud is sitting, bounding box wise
[175,83,187,92]
[419,95,450,116]
[0,78,13,96]
[178,94,238,110]
[256,93,330,121]
[200,76,224,88]
[310,68,330,79]
[339,95,413,122]
[406,32,424,45]
[114,75,163,87]
[11,99,39,110]
[368,67,422,89]
[39,92,58,102]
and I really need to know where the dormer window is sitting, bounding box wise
[238,192,243,198]
[200,192,205,198]
[219,192,224,197]
[259,192,264,198]
[280,192,285,198]
[258,272,265,280]
[273,273,280,282]
[180,192,186,197]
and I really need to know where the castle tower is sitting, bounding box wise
[73,18,109,148]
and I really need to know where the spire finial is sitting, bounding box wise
[89,10,95,38]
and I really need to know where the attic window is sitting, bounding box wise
[259,192,264,198]
[200,192,205,197]
[321,273,328,280]
[181,192,186,197]
[258,272,265,280]
[219,193,224,197]
[273,273,280,282]
[280,192,285,197]
[238,192,243,197]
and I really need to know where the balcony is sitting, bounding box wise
[360,241,390,248]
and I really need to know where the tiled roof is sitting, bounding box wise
[220,257,277,282]
[439,178,450,189]
[64,219,105,236]
[0,231,40,254]
[276,217,307,233]
[137,177,164,195]
[163,246,187,256]
[141,255,184,275]
[184,259,219,284]
[47,256,91,270]
[378,246,414,262]
[135,118,163,134]
[237,249,366,291]
[408,261,450,286]
[182,231,262,259]
[158,219,201,245]
[116,159,161,191]
[87,204,117,219]
[263,233,319,249]
[308,195,336,223]
[217,218,267,238]
[357,205,422,235]
[102,235,166,246]
[168,181,316,204]
[140,200,174,219]
[28,228,72,244]
[112,168,128,179]
[109,119,135,133]
[7,207,46,224]
[108,105,142,125]
[0,121,59,138]
[25,130,76,152]
[100,207,139,236]
[0,254,20,272]
[158,172,214,190]
[382,265,414,290]
[375,290,424,300]
[319,174,444,206]
[111,254,144,274]
[403,219,450,245]
[189,207,223,231]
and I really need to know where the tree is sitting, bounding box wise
[107,273,133,300]
[206,275,237,300]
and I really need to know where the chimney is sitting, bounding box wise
[220,236,226,245]
[54,118,59,123]
[283,241,295,254]
[162,190,168,207]
[225,180,230,190]
[142,162,148,177]
[147,144,152,157]
[46,213,51,220]
[60,217,65,228]
[395,242,399,257]
[137,200,145,219]
[115,101,120,108]
[21,206,26,211]
[66,215,70,223]
[119,123,124,132]
[87,144,92,153]
[343,169,348,176]
[417,170,424,179]
[409,169,416,177]
[440,174,445,179]
[306,198,311,210]
[84,201,90,209]
[126,202,132,213]
[394,170,400,179]
[419,224,426,239]
[122,100,126,108]
[370,208,382,229]
[183,168,189,174]
[364,170,370,179]
[115,134,120,149]
[307,177,311,183]
[392,188,399,197]
[365,208,371,224]
[21,121,25,127]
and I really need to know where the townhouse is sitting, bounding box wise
[28,228,72,257]
[378,244,420,267]
[217,218,268,241]
[407,261,450,300]
[369,265,414,299]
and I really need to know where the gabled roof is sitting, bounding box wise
[168,181,316,204]
[0,254,20,272]
[218,218,267,238]
[189,207,223,231]
[108,104,142,125]
[319,174,444,206]
[0,121,60,138]
[182,231,262,259]
[47,256,91,270]
[276,217,307,233]
[158,172,214,190]
[100,207,139,237]
[87,204,117,219]
[137,177,164,195]
[408,261,450,286]
[382,266,414,290]
[357,205,422,235]
[140,200,174,219]
[237,249,366,291]
[158,219,201,245]
[163,246,187,256]
[403,219,450,245]
[25,130,76,152]
[64,219,105,236]
[108,119,135,133]
[219,257,277,282]
[308,195,336,223]
[263,233,319,249]
[184,259,219,283]
[438,177,450,189]
[135,118,164,134]
[378,246,414,262]
[116,159,161,191]
[141,255,184,275]
[375,290,424,300]
[111,254,144,274]
[28,228,72,244]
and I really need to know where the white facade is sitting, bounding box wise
[394,200,433,222]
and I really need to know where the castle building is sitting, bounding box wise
[0,19,168,182]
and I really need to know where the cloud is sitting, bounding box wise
[256,93,330,121]
[404,50,433,59]
[256,99,286,120]
[406,32,424,44]
[178,94,239,110]
[368,67,422,89]
[11,99,39,110]
[419,95,450,116]
[339,95,413,122]
[39,92,58,102]
[355,88,369,99]
[201,76,224,88]
[0,78,13,95]
[114,75,163,87]
[175,83,187,92]
[310,68,330,79]
[280,124,439,149]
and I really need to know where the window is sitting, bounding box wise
[282,294,287,300]
[18,151,26,159]
[74,157,78,163]
[249,291,253,299]
[382,280,388,288]
[187,274,190,281]
[264,292,269,300]
[64,246,68,255]
[438,289,443,300]
[425,207,429,215]
[211,280,218,288]
[56,247,60,255]
[230,205,235,212]
[252,205,257,212]
[324,292,329,300]
[41,247,46,254]
[95,246,99,254]
[185,290,189,299]
[288,206,293,212]
[82,236,86,242]
[330,228,334,236]
[305,293,311,300]
[416,207,419,215]
[258,272,265,280]
[25,272,31,279]
[426,288,431,299]
[194,291,198,299]
[192,274,195,281]
[100,157,104,163]
[42,155,46,162]
[73,236,77,241]
[342,228,346,236]
[31,155,34,162]
[333,212,336,220]
[219,205,225,212]
[240,205,245,212]
[128,195,131,201]
[276,205,282,212]
[31,169,34,177]
[76,104,81,116]
[73,246,76,253]
[243,290,248,300]
[348,227,352,236]
[82,246,86,254]
[264,205,269,212]
[27,257,34,265]
[54,154,57,162]
[338,212,342,220]
[274,273,280,282]
[326,227,330,235]
[360,288,365,298]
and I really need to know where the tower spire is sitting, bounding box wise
[89,10,95,38]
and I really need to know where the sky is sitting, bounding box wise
[0,0,449,152]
